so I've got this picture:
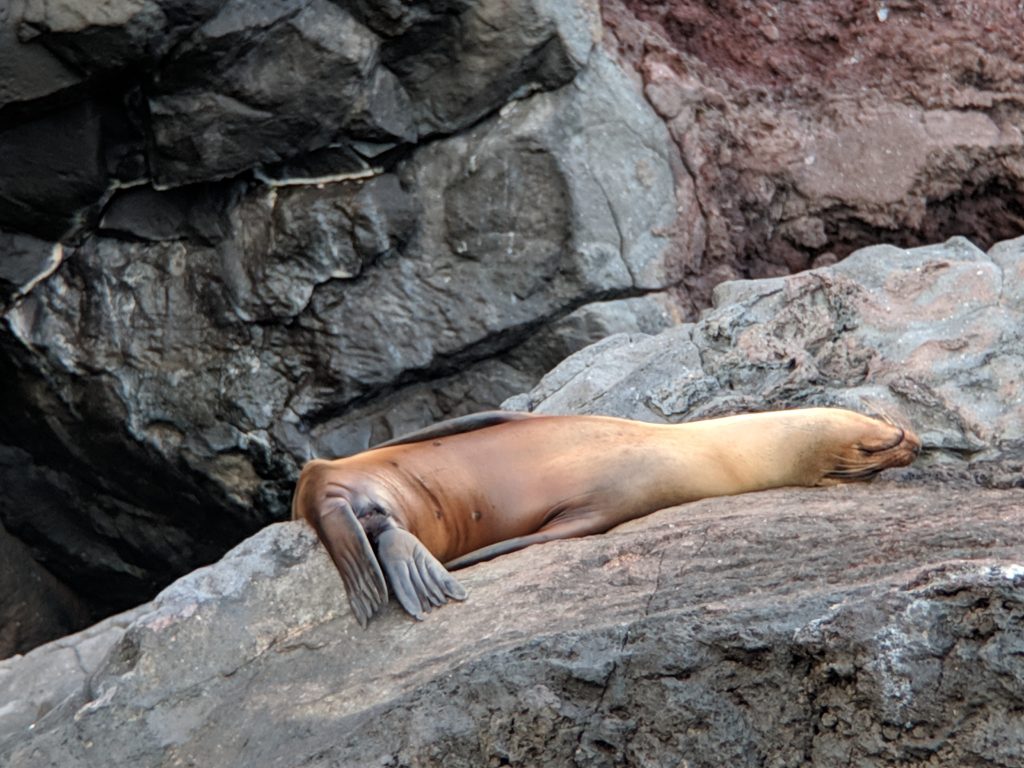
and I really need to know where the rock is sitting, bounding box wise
[16,0,222,73]
[1,0,598,234]
[0,521,93,659]
[350,0,600,134]
[146,0,416,185]
[0,3,82,113]
[221,173,420,320]
[0,230,63,311]
[1,481,1021,766]
[507,235,1024,487]
[2,231,1022,763]
[305,292,684,456]
[601,0,1024,306]
[97,181,237,244]
[0,100,109,241]
[141,0,601,185]
[0,48,679,620]
[0,600,148,749]
[4,0,1024,676]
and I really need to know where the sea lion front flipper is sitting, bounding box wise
[376,527,467,620]
[315,498,389,628]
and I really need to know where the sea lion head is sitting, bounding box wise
[813,409,921,485]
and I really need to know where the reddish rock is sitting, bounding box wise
[602,0,1024,306]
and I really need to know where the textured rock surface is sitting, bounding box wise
[4,0,599,228]
[507,235,1024,486]
[1,482,1021,767]
[602,0,1024,305]
[2,232,1022,765]
[0,49,680,622]
[0,0,687,640]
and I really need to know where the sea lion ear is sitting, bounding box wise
[313,497,389,628]
[375,528,467,620]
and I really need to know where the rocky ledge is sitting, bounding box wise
[1,484,1020,768]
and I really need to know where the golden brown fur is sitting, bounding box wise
[293,408,920,625]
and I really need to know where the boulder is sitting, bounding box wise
[1,482,1020,767]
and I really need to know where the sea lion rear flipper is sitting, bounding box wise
[315,498,389,628]
[374,410,541,448]
[376,527,467,620]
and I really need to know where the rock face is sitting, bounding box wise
[2,0,1022,759]
[602,0,1024,299]
[0,0,686,644]
[2,484,1021,767]
[2,0,598,233]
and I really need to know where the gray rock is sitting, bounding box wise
[352,0,601,134]
[97,181,237,244]
[508,235,1024,485]
[307,292,684,456]
[0,600,148,749]
[0,48,679,614]
[3,0,598,234]
[0,2,82,112]
[143,0,600,185]
[222,173,421,321]
[1,482,1021,767]
[147,0,416,185]
[17,0,223,73]
[4,231,1023,765]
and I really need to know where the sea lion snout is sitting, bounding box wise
[821,414,922,482]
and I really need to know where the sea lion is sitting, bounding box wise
[292,407,920,626]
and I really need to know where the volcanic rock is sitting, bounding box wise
[1,481,1021,767]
